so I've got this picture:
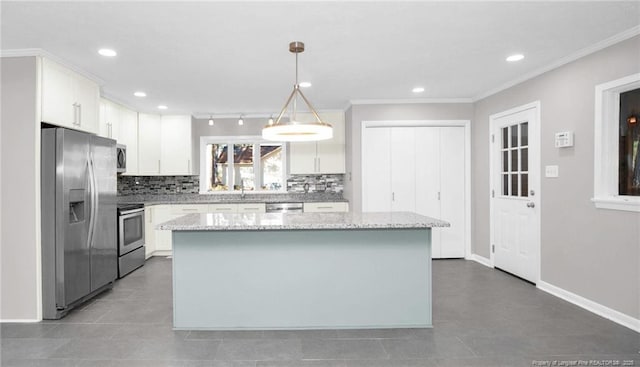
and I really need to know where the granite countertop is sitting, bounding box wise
[117,193,347,205]
[157,211,450,231]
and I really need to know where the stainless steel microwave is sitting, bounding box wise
[116,144,126,173]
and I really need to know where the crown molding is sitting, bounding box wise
[0,48,105,86]
[472,25,640,102]
[100,92,142,113]
[192,109,346,120]
[349,98,473,106]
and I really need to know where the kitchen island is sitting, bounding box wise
[158,212,449,330]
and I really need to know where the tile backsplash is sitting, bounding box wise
[118,175,200,195]
[118,174,344,195]
[286,174,344,193]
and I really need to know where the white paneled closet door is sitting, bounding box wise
[362,123,467,259]
[415,128,443,257]
[362,127,392,212]
[438,127,466,258]
[390,128,416,212]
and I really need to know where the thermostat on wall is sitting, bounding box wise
[555,131,574,148]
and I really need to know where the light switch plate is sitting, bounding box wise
[545,165,559,178]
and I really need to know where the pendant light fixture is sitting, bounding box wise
[238,115,244,126]
[208,115,214,126]
[262,41,333,142]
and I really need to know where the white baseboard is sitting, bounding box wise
[537,280,640,333]
[151,250,172,257]
[468,254,492,268]
[0,319,40,323]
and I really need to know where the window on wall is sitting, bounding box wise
[501,122,529,197]
[201,137,286,193]
[618,88,640,197]
[594,73,640,212]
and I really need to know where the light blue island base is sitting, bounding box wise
[172,229,432,330]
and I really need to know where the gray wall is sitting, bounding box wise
[1,57,40,320]
[344,103,474,213]
[473,36,640,319]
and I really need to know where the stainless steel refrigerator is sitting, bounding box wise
[41,127,117,319]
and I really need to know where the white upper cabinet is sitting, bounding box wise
[138,114,192,175]
[99,98,139,175]
[160,115,192,175]
[41,58,99,134]
[118,106,139,175]
[138,113,162,175]
[98,98,122,140]
[289,111,345,174]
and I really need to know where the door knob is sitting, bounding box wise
[526,202,535,208]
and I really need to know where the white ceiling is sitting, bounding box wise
[2,1,639,116]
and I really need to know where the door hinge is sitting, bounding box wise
[492,244,495,253]
[491,134,495,143]
[491,189,495,198]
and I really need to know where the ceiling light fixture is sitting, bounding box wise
[299,82,312,88]
[158,105,168,110]
[506,54,524,62]
[98,48,117,57]
[412,87,425,93]
[268,116,274,125]
[238,116,244,126]
[134,91,147,97]
[208,116,214,126]
[262,41,332,142]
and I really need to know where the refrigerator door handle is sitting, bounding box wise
[87,154,98,250]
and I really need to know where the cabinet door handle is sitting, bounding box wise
[182,208,198,212]
[215,208,232,211]
[77,103,82,126]
[317,206,333,209]
[72,103,79,125]
[317,157,321,172]
[187,159,190,174]
[158,160,161,174]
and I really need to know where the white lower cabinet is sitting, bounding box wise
[170,204,210,215]
[147,203,267,256]
[144,207,156,258]
[237,203,266,213]
[303,202,349,213]
[208,204,237,213]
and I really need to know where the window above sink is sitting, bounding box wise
[200,136,287,194]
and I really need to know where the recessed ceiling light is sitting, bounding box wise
[98,48,117,57]
[299,82,312,88]
[134,91,147,97]
[412,87,425,93]
[506,54,524,62]
[157,105,168,110]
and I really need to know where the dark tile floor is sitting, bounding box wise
[1,258,638,366]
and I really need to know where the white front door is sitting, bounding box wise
[490,103,540,283]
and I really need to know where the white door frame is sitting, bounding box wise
[361,120,472,259]
[489,101,541,283]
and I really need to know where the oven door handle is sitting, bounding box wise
[119,208,144,215]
